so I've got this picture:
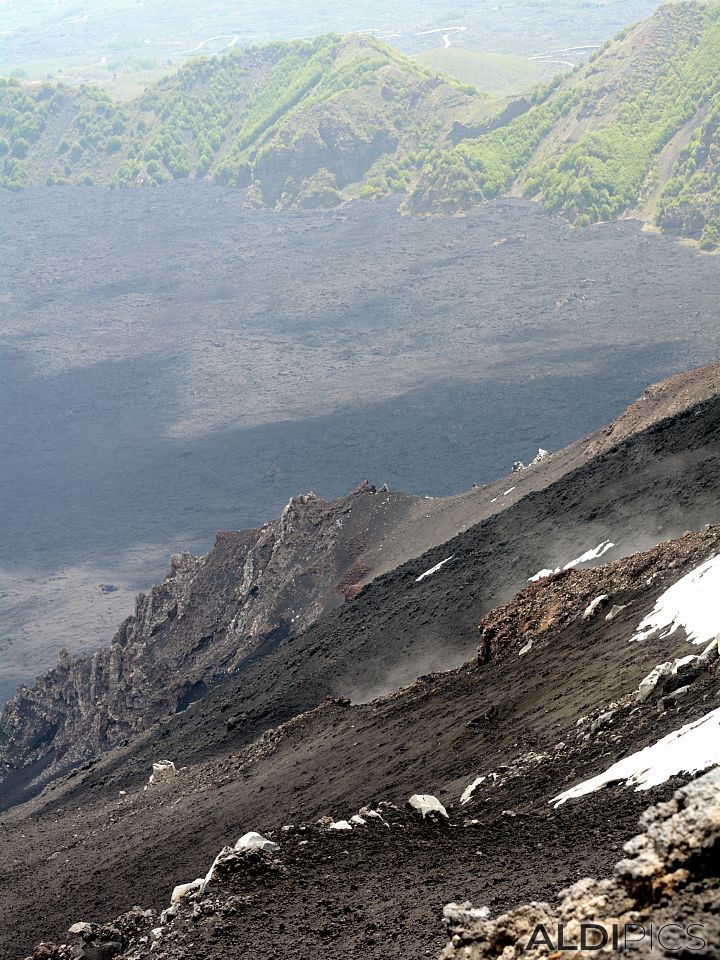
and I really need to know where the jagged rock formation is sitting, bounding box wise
[0,482,389,783]
[1,366,719,960]
[441,767,720,958]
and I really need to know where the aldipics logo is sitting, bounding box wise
[526,921,707,953]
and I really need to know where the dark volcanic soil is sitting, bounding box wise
[1,187,718,698]
[3,523,718,959]
[43,393,714,795]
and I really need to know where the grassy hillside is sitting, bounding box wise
[414,48,559,96]
[0,34,492,208]
[409,2,720,247]
[1,4,718,246]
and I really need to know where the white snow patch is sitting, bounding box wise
[416,556,454,582]
[630,554,720,646]
[551,707,720,806]
[529,540,615,582]
[460,776,486,804]
[329,819,353,831]
[503,486,516,496]
[564,541,615,569]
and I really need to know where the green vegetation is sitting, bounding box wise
[1,3,718,247]
[0,33,492,205]
[657,92,720,247]
[408,2,720,249]
[521,3,720,232]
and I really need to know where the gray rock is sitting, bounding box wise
[408,794,449,819]
[440,768,720,958]
[590,710,615,734]
[605,603,628,621]
[234,831,280,853]
[582,594,609,620]
[637,661,673,702]
[170,878,204,904]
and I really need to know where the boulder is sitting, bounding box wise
[170,878,204,904]
[637,652,703,703]
[605,603,627,621]
[408,794,449,819]
[148,759,176,783]
[637,661,673,702]
[234,831,280,854]
[582,594,609,620]
[530,448,550,466]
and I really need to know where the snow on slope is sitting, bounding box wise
[551,707,720,806]
[631,554,720,646]
[529,540,615,582]
[415,556,454,582]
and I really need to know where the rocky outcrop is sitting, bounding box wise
[477,526,720,663]
[254,108,398,206]
[441,766,720,959]
[0,482,388,794]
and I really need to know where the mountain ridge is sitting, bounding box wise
[2,361,718,812]
[1,3,719,245]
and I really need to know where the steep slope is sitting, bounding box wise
[3,524,719,959]
[2,364,717,806]
[657,89,720,248]
[35,389,716,793]
[0,481,419,790]
[441,769,720,959]
[408,1,720,247]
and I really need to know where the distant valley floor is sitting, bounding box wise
[0,185,718,700]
